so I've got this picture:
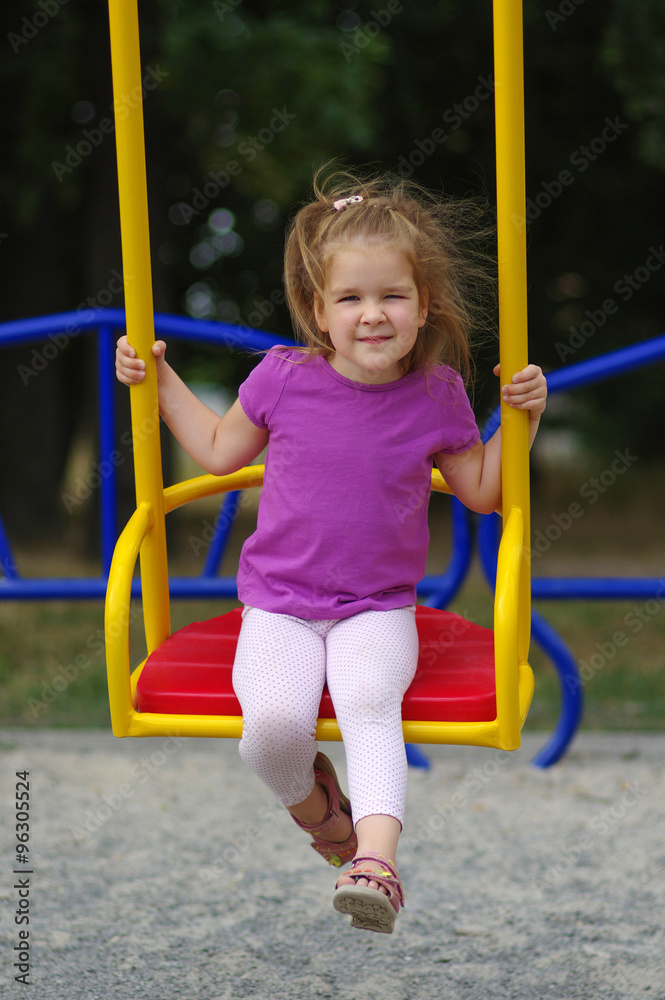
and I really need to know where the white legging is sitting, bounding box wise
[232,605,419,826]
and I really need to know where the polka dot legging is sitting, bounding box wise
[232,605,419,826]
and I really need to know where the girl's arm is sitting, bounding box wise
[435,363,547,515]
[115,336,269,476]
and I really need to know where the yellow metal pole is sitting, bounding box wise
[493,0,531,667]
[107,0,170,652]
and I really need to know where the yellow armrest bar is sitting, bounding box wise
[161,464,450,516]
[163,465,265,513]
[431,468,452,495]
[105,502,152,737]
[107,469,529,750]
[493,506,533,749]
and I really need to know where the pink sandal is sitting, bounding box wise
[332,852,405,934]
[291,753,358,868]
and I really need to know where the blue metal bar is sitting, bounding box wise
[0,576,239,600]
[478,509,501,586]
[4,311,664,774]
[202,490,242,577]
[545,333,665,395]
[0,578,111,600]
[0,514,19,580]
[405,744,432,770]
[152,312,286,353]
[0,308,292,604]
[530,608,585,768]
[419,497,474,609]
[0,308,289,352]
[475,333,665,766]
[533,577,665,600]
[168,577,237,598]
[0,310,122,347]
[97,325,118,575]
[6,316,661,385]
[482,333,665,443]
[11,561,564,606]
[477,510,583,765]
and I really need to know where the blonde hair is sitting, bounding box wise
[283,165,495,383]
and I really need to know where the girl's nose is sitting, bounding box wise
[360,300,384,324]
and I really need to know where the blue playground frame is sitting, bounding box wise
[2,309,664,766]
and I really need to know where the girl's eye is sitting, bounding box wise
[336,293,406,302]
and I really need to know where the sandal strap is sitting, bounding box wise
[309,834,358,868]
[313,752,352,818]
[291,754,345,837]
[342,852,405,908]
[291,753,357,866]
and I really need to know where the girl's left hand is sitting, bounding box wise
[494,363,547,419]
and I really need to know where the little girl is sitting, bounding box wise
[116,169,547,934]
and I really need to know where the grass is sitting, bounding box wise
[451,575,665,734]
[2,580,664,733]
[2,467,664,733]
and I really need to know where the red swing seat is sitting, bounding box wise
[135,604,497,723]
[107,468,532,746]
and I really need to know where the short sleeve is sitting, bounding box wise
[436,368,481,455]
[238,348,292,429]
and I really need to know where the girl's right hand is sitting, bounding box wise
[115,335,167,386]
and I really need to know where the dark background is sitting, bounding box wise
[1,0,664,549]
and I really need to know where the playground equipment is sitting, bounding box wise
[2,1,663,764]
[479,334,665,766]
[4,315,665,766]
[102,0,536,751]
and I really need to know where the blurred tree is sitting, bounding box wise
[0,0,383,541]
[0,0,664,547]
[601,0,665,170]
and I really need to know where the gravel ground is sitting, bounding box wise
[1,728,664,1000]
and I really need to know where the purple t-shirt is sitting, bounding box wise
[237,348,480,619]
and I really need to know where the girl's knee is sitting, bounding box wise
[239,710,315,762]
[333,685,400,725]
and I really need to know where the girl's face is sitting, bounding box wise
[314,243,428,384]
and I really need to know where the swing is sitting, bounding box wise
[105,0,534,750]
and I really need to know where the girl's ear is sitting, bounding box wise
[418,287,429,328]
[313,292,329,333]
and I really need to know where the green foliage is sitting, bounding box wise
[157,0,385,195]
[2,0,665,542]
[3,576,665,732]
[601,0,665,170]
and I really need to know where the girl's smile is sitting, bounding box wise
[314,244,428,384]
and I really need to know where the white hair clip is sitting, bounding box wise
[333,195,364,211]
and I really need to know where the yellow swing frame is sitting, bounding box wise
[105,0,534,748]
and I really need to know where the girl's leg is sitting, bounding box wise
[232,607,326,806]
[325,606,419,886]
[232,608,352,845]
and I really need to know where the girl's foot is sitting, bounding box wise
[333,853,405,934]
[335,812,402,895]
[288,753,358,867]
[335,864,387,892]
